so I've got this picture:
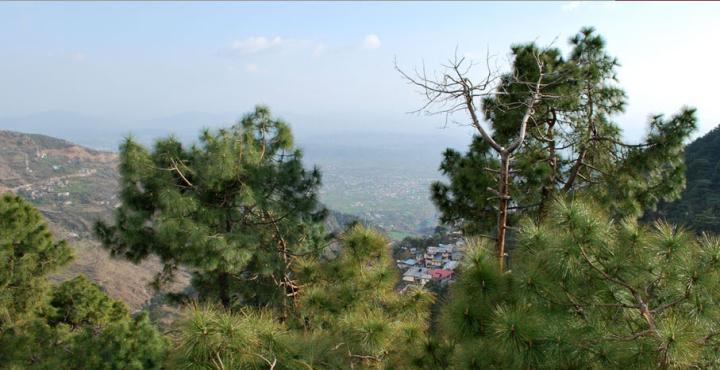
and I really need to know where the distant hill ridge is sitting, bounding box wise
[650,124,720,233]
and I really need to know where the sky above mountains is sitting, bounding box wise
[1,1,719,143]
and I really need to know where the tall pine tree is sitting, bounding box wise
[426,28,695,255]
[96,106,327,311]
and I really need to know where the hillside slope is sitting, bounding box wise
[652,125,720,233]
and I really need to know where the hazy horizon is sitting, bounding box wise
[2,1,720,146]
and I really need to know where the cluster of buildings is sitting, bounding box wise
[397,239,465,288]
[16,178,72,203]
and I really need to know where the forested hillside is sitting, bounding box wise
[651,125,720,233]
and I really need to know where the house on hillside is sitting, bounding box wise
[398,258,417,269]
[403,267,431,286]
[424,244,455,267]
[443,260,459,271]
[430,268,453,284]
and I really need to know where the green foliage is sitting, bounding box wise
[168,304,295,369]
[432,27,696,234]
[169,225,433,369]
[432,139,498,233]
[90,106,434,368]
[2,277,166,369]
[46,276,128,330]
[651,124,720,233]
[602,108,697,217]
[95,105,327,309]
[0,195,165,369]
[0,194,73,327]
[441,199,720,369]
[296,225,434,367]
[65,312,166,370]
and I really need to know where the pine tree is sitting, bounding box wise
[46,276,128,330]
[67,313,166,370]
[0,194,72,328]
[0,195,165,369]
[441,199,720,369]
[417,28,696,270]
[295,225,434,368]
[402,26,702,368]
[168,225,433,369]
[95,106,327,311]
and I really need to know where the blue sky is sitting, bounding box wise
[1,1,719,141]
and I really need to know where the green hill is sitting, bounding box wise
[651,125,720,233]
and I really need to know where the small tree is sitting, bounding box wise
[96,106,327,311]
[48,277,166,370]
[296,225,434,368]
[169,225,434,369]
[0,195,165,369]
[0,194,72,328]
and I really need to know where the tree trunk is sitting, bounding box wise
[218,271,230,308]
[563,86,595,193]
[539,110,557,220]
[496,151,511,271]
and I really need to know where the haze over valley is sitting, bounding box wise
[0,111,470,238]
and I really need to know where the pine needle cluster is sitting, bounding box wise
[167,225,434,369]
[441,199,720,369]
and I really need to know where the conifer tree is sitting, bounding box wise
[3,277,167,369]
[398,40,546,270]
[440,199,720,369]
[95,106,327,310]
[403,28,696,269]
[168,225,433,369]
[295,225,434,368]
[0,194,72,328]
[0,195,165,369]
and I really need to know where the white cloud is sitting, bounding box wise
[244,63,258,73]
[561,1,581,12]
[230,36,284,55]
[222,35,376,58]
[362,34,381,49]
